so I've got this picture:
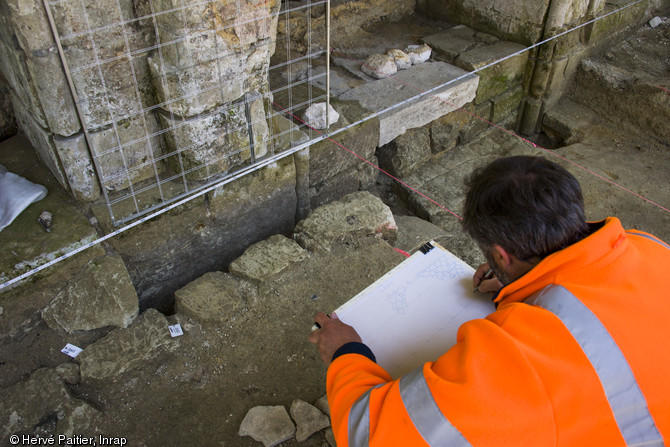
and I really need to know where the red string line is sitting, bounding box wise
[271,101,463,220]
[657,86,670,94]
[332,49,670,215]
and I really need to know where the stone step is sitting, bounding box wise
[570,20,670,144]
[337,61,479,147]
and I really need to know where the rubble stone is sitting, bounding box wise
[229,234,309,284]
[377,127,432,178]
[175,271,257,322]
[290,399,330,442]
[42,255,139,333]
[361,54,398,79]
[405,44,432,65]
[239,405,295,447]
[302,102,340,130]
[294,191,397,252]
[385,49,412,70]
[76,309,179,382]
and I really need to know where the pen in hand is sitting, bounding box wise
[474,268,495,293]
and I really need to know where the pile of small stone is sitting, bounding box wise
[361,44,432,79]
[239,395,333,446]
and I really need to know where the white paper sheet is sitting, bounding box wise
[335,242,495,378]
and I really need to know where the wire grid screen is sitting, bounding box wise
[46,0,329,226]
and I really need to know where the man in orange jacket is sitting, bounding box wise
[309,155,669,446]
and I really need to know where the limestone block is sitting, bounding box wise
[42,255,139,333]
[24,52,80,137]
[422,0,549,44]
[5,0,55,52]
[386,49,412,70]
[70,55,154,131]
[290,399,330,442]
[158,92,268,181]
[294,191,397,252]
[309,168,360,210]
[229,234,308,284]
[302,102,340,129]
[394,215,449,253]
[175,271,257,322]
[361,54,398,79]
[270,113,309,153]
[147,53,246,118]
[77,308,180,382]
[0,34,49,130]
[491,85,524,123]
[377,127,431,178]
[11,92,68,190]
[339,61,479,146]
[53,134,100,202]
[456,41,528,104]
[137,0,279,65]
[429,105,473,153]
[308,100,379,187]
[239,405,295,447]
[88,112,164,191]
[49,0,136,37]
[405,44,432,65]
[0,368,100,439]
[423,26,479,64]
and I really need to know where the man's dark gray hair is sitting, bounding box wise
[462,156,589,261]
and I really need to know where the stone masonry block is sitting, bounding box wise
[456,41,528,105]
[228,234,308,284]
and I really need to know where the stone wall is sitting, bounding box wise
[0,0,280,204]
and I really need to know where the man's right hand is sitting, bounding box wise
[473,263,503,294]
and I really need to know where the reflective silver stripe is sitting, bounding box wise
[399,367,471,446]
[527,285,664,446]
[348,386,380,446]
[627,231,670,250]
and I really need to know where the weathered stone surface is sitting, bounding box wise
[294,191,397,252]
[53,134,100,202]
[270,113,310,153]
[0,368,99,439]
[308,100,379,187]
[423,25,479,64]
[0,81,17,140]
[405,44,432,65]
[290,399,330,442]
[302,102,340,129]
[377,127,431,178]
[158,92,268,180]
[491,84,524,123]
[394,215,449,253]
[386,49,412,70]
[88,112,165,191]
[55,363,81,385]
[456,41,528,104]
[239,405,295,447]
[325,428,337,447]
[42,255,139,333]
[229,234,308,284]
[340,61,479,146]
[361,54,398,79]
[420,0,550,44]
[77,309,179,382]
[429,105,473,153]
[314,394,330,416]
[175,271,257,323]
[11,92,68,190]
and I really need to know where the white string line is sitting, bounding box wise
[1,0,646,290]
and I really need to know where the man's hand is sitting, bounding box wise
[473,263,503,294]
[308,312,362,365]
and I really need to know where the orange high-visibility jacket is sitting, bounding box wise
[327,217,670,446]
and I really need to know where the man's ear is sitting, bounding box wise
[491,244,514,269]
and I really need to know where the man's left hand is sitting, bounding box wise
[309,312,362,365]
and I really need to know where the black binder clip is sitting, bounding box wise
[419,242,434,254]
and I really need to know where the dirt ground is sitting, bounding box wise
[1,14,669,447]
